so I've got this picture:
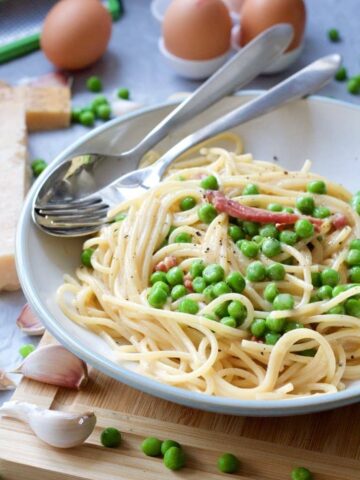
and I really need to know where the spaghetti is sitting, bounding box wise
[57,134,360,399]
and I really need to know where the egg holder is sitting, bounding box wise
[151,0,303,79]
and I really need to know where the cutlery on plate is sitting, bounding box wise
[34,53,341,237]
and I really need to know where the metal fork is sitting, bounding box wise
[34,53,341,237]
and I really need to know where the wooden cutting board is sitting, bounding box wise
[0,334,359,480]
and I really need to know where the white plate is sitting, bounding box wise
[16,92,360,416]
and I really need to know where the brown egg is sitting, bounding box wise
[41,0,112,70]
[239,0,306,52]
[163,0,232,61]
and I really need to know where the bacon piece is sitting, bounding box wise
[206,191,323,227]
[331,213,348,230]
[154,255,177,272]
[251,336,264,344]
[184,278,193,291]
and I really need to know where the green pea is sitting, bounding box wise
[307,180,327,194]
[335,66,347,81]
[220,317,238,328]
[100,427,122,448]
[178,298,199,314]
[246,261,266,282]
[203,285,216,301]
[327,304,345,314]
[240,240,259,258]
[242,221,259,236]
[266,316,286,333]
[283,207,294,213]
[86,75,102,92]
[198,204,217,224]
[267,203,283,212]
[317,285,333,300]
[295,219,314,238]
[117,87,130,100]
[180,196,196,211]
[346,249,360,266]
[344,298,360,317]
[71,108,82,123]
[259,224,279,239]
[200,175,219,190]
[265,332,281,345]
[150,271,168,285]
[227,300,246,323]
[213,281,231,297]
[264,282,279,302]
[192,276,206,293]
[242,183,259,195]
[152,281,170,295]
[141,437,162,456]
[250,318,267,337]
[163,446,186,470]
[203,313,217,321]
[79,110,95,127]
[252,235,264,245]
[301,348,317,357]
[327,28,340,42]
[148,288,168,308]
[347,77,360,95]
[214,301,230,318]
[262,238,281,258]
[19,343,35,358]
[236,239,245,250]
[296,196,315,215]
[273,293,295,310]
[284,321,303,332]
[190,260,205,278]
[291,466,313,480]
[311,271,322,287]
[321,268,340,287]
[166,267,184,286]
[332,285,348,297]
[310,293,320,303]
[225,272,246,293]
[217,453,239,474]
[228,224,245,242]
[174,232,192,243]
[203,264,225,284]
[280,230,298,246]
[349,266,360,283]
[31,158,48,177]
[171,285,187,300]
[91,95,109,111]
[350,239,360,250]
[95,103,111,120]
[113,213,127,222]
[161,440,181,456]
[313,206,331,218]
[266,263,285,281]
[81,248,95,267]
[351,195,360,214]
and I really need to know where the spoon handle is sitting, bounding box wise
[153,54,341,180]
[129,24,293,161]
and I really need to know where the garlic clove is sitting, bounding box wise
[111,99,142,117]
[0,401,96,448]
[19,344,88,389]
[16,304,45,336]
[0,369,16,391]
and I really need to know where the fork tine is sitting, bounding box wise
[36,203,109,217]
[36,213,108,229]
[35,196,103,211]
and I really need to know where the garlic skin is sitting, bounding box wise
[16,304,45,336]
[112,99,142,117]
[0,370,15,391]
[19,344,88,389]
[0,401,96,448]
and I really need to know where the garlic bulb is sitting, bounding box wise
[0,401,96,448]
[16,304,45,336]
[0,370,15,391]
[17,344,88,389]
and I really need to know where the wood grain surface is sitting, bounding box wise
[0,334,359,480]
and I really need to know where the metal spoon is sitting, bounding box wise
[34,54,341,237]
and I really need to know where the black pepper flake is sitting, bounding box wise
[260,351,264,356]
[196,231,201,237]
[284,171,289,175]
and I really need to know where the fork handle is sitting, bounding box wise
[150,54,341,181]
[128,24,293,161]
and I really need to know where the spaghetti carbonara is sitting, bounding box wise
[57,134,360,400]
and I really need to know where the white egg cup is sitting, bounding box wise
[158,38,231,80]
[231,24,304,74]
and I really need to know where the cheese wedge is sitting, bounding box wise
[0,101,27,291]
[0,85,70,131]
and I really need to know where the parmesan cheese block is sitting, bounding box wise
[0,85,70,131]
[0,101,27,291]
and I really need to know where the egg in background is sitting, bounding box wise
[41,0,112,70]
[238,0,306,52]
[163,0,232,61]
